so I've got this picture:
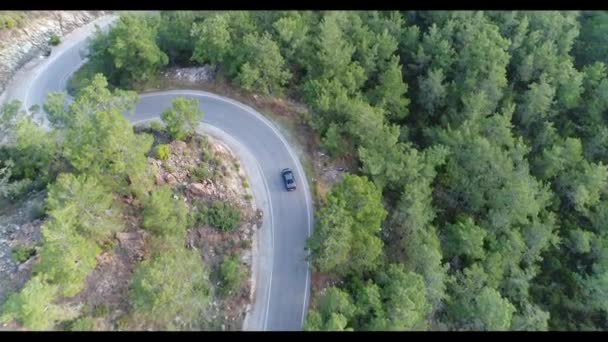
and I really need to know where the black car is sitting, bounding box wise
[282,168,296,191]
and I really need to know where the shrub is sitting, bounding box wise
[150,121,163,132]
[142,186,189,236]
[219,255,245,296]
[67,62,95,96]
[93,304,109,318]
[129,237,210,329]
[244,193,253,202]
[11,245,35,263]
[191,164,212,182]
[161,97,204,141]
[208,201,241,232]
[0,275,70,330]
[49,34,61,46]
[242,179,250,188]
[0,12,26,31]
[69,316,95,331]
[30,201,46,220]
[240,239,252,249]
[155,144,170,160]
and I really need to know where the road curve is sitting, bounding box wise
[1,15,313,331]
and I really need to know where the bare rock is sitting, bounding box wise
[0,11,109,96]
[155,172,165,185]
[164,173,178,185]
[163,66,216,84]
[188,183,206,197]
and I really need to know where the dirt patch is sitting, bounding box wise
[311,272,341,296]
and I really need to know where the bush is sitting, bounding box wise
[161,97,204,141]
[191,164,212,182]
[69,316,95,331]
[0,12,26,31]
[244,193,253,202]
[30,201,46,220]
[0,275,70,330]
[208,201,241,232]
[67,62,96,96]
[49,34,61,46]
[242,179,250,188]
[219,255,245,296]
[142,186,189,236]
[129,237,210,329]
[11,245,35,263]
[155,144,170,160]
[150,121,164,132]
[93,304,109,318]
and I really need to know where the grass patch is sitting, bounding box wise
[11,245,35,263]
[155,144,170,161]
[191,164,212,182]
[195,200,241,232]
[0,11,27,31]
[149,121,164,133]
[69,316,95,331]
[219,255,245,297]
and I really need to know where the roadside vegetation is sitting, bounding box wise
[0,11,27,31]
[4,10,608,331]
[0,73,251,330]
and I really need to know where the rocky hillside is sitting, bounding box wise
[0,11,109,95]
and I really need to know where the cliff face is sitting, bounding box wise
[0,11,109,95]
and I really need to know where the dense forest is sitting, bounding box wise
[4,10,608,331]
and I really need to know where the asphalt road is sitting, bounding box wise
[1,14,313,331]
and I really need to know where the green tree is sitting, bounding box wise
[157,11,198,65]
[443,216,487,262]
[43,92,70,129]
[191,13,232,66]
[142,186,189,236]
[129,236,210,330]
[367,55,410,122]
[304,287,356,331]
[0,276,71,330]
[236,32,292,95]
[35,215,101,297]
[160,97,204,141]
[46,173,122,244]
[371,264,431,330]
[61,74,154,198]
[97,13,168,87]
[308,174,386,276]
[306,195,354,273]
[219,255,245,296]
[573,11,608,68]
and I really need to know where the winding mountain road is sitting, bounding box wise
[0,14,313,331]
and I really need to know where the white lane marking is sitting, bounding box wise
[141,90,314,328]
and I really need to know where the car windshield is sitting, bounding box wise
[285,172,294,183]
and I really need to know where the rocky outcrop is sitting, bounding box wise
[163,66,216,84]
[0,11,109,95]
